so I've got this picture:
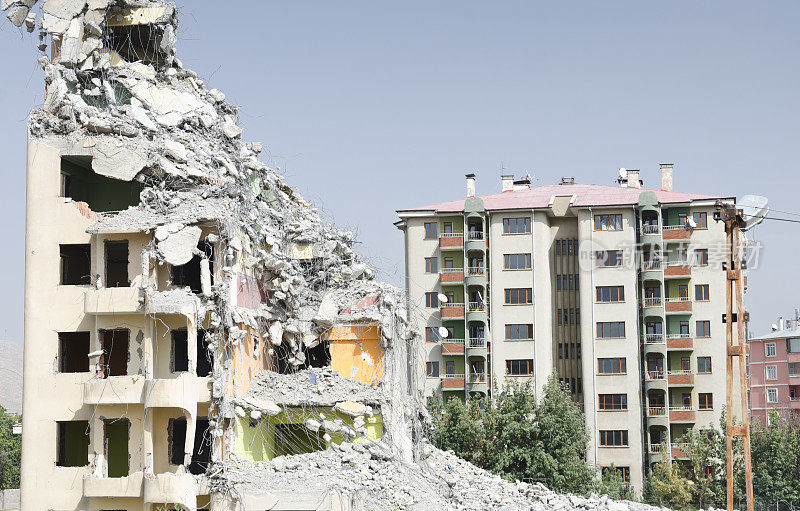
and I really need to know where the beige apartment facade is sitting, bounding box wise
[396,167,737,492]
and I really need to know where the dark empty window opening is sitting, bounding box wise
[172,329,189,373]
[60,156,143,213]
[100,329,129,378]
[172,242,214,295]
[196,329,212,377]
[274,341,330,374]
[56,420,90,467]
[60,244,91,285]
[274,423,326,457]
[105,240,129,288]
[168,417,211,475]
[105,23,167,64]
[59,332,90,373]
[104,418,130,478]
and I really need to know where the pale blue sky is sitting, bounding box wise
[0,1,798,344]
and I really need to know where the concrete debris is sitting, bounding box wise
[334,400,367,417]
[156,224,202,266]
[224,440,669,511]
[91,138,147,181]
[241,368,383,408]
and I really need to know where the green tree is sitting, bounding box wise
[683,427,725,508]
[599,464,635,500]
[0,406,21,490]
[428,395,486,467]
[484,380,539,483]
[644,446,692,510]
[748,411,800,505]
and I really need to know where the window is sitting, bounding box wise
[694,249,709,266]
[594,214,623,231]
[426,361,440,377]
[103,418,130,478]
[765,343,777,357]
[595,250,623,267]
[60,156,143,212]
[699,393,713,410]
[58,332,90,373]
[596,286,624,303]
[678,213,688,226]
[601,466,630,483]
[597,358,626,374]
[599,430,628,447]
[424,222,437,239]
[196,329,212,377]
[697,356,712,374]
[425,327,438,343]
[442,222,453,234]
[695,284,710,301]
[696,321,711,338]
[56,421,90,467]
[425,292,438,308]
[444,360,455,375]
[646,321,663,334]
[172,330,189,372]
[680,321,690,335]
[598,394,628,410]
[506,359,534,376]
[503,217,531,234]
[693,212,708,229]
[504,253,532,270]
[788,338,800,353]
[505,324,533,341]
[169,417,210,474]
[505,288,532,305]
[442,257,454,269]
[766,365,778,380]
[172,242,214,295]
[99,329,129,378]
[60,244,91,285]
[789,362,800,376]
[105,240,129,288]
[766,388,778,403]
[596,322,625,339]
[424,257,438,273]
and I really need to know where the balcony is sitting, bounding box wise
[642,259,663,271]
[669,406,696,423]
[143,472,197,508]
[662,225,691,241]
[144,374,212,410]
[84,287,143,315]
[641,224,661,235]
[441,340,465,355]
[440,303,465,319]
[442,374,465,390]
[439,233,464,250]
[84,472,144,498]
[83,375,146,406]
[647,406,667,417]
[648,443,665,454]
[646,369,665,381]
[440,268,464,284]
[664,263,691,277]
[468,301,487,313]
[643,297,663,307]
[467,337,486,348]
[466,231,487,251]
[667,335,694,350]
[668,369,695,386]
[643,334,666,345]
[665,296,692,313]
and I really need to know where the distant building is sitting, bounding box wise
[748,319,800,423]
[396,165,741,492]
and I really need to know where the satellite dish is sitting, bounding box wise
[771,324,778,332]
[687,217,697,229]
[618,168,627,178]
[437,293,448,304]
[739,195,769,231]
[438,327,449,339]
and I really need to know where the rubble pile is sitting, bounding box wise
[240,367,384,408]
[224,439,672,511]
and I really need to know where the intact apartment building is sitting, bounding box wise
[396,166,738,491]
[748,319,800,424]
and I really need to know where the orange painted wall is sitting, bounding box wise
[323,325,383,384]
[229,324,271,397]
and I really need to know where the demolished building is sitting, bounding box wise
[7,1,692,510]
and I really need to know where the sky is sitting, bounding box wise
[0,1,798,345]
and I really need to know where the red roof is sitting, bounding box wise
[399,183,726,213]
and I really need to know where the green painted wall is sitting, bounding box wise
[667,353,692,372]
[105,419,129,478]
[441,251,464,269]
[440,285,464,303]
[443,357,465,374]
[665,279,691,298]
[233,408,383,462]
[666,315,692,336]
[663,207,689,226]
[439,216,464,233]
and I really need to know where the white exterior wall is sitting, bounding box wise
[488,211,536,391]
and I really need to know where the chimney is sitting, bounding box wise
[466,173,476,198]
[779,316,785,331]
[501,175,514,192]
[617,169,641,188]
[660,163,674,192]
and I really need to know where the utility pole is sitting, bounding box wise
[715,201,754,511]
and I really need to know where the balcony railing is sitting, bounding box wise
[441,302,465,308]
[468,301,487,312]
[648,406,667,416]
[467,267,485,276]
[642,224,661,234]
[439,232,463,238]
[647,370,665,380]
[669,404,694,412]
[644,334,665,344]
[467,231,485,240]
[649,443,664,454]
[440,268,464,274]
[668,369,694,376]
[469,372,487,382]
[642,260,663,270]
[663,225,690,231]
[667,333,692,340]
[443,373,465,379]
[644,297,662,307]
[665,296,691,302]
[468,338,486,348]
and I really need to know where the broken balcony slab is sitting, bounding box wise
[83,471,144,498]
[83,374,146,406]
[84,287,143,315]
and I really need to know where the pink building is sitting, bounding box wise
[748,325,800,424]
